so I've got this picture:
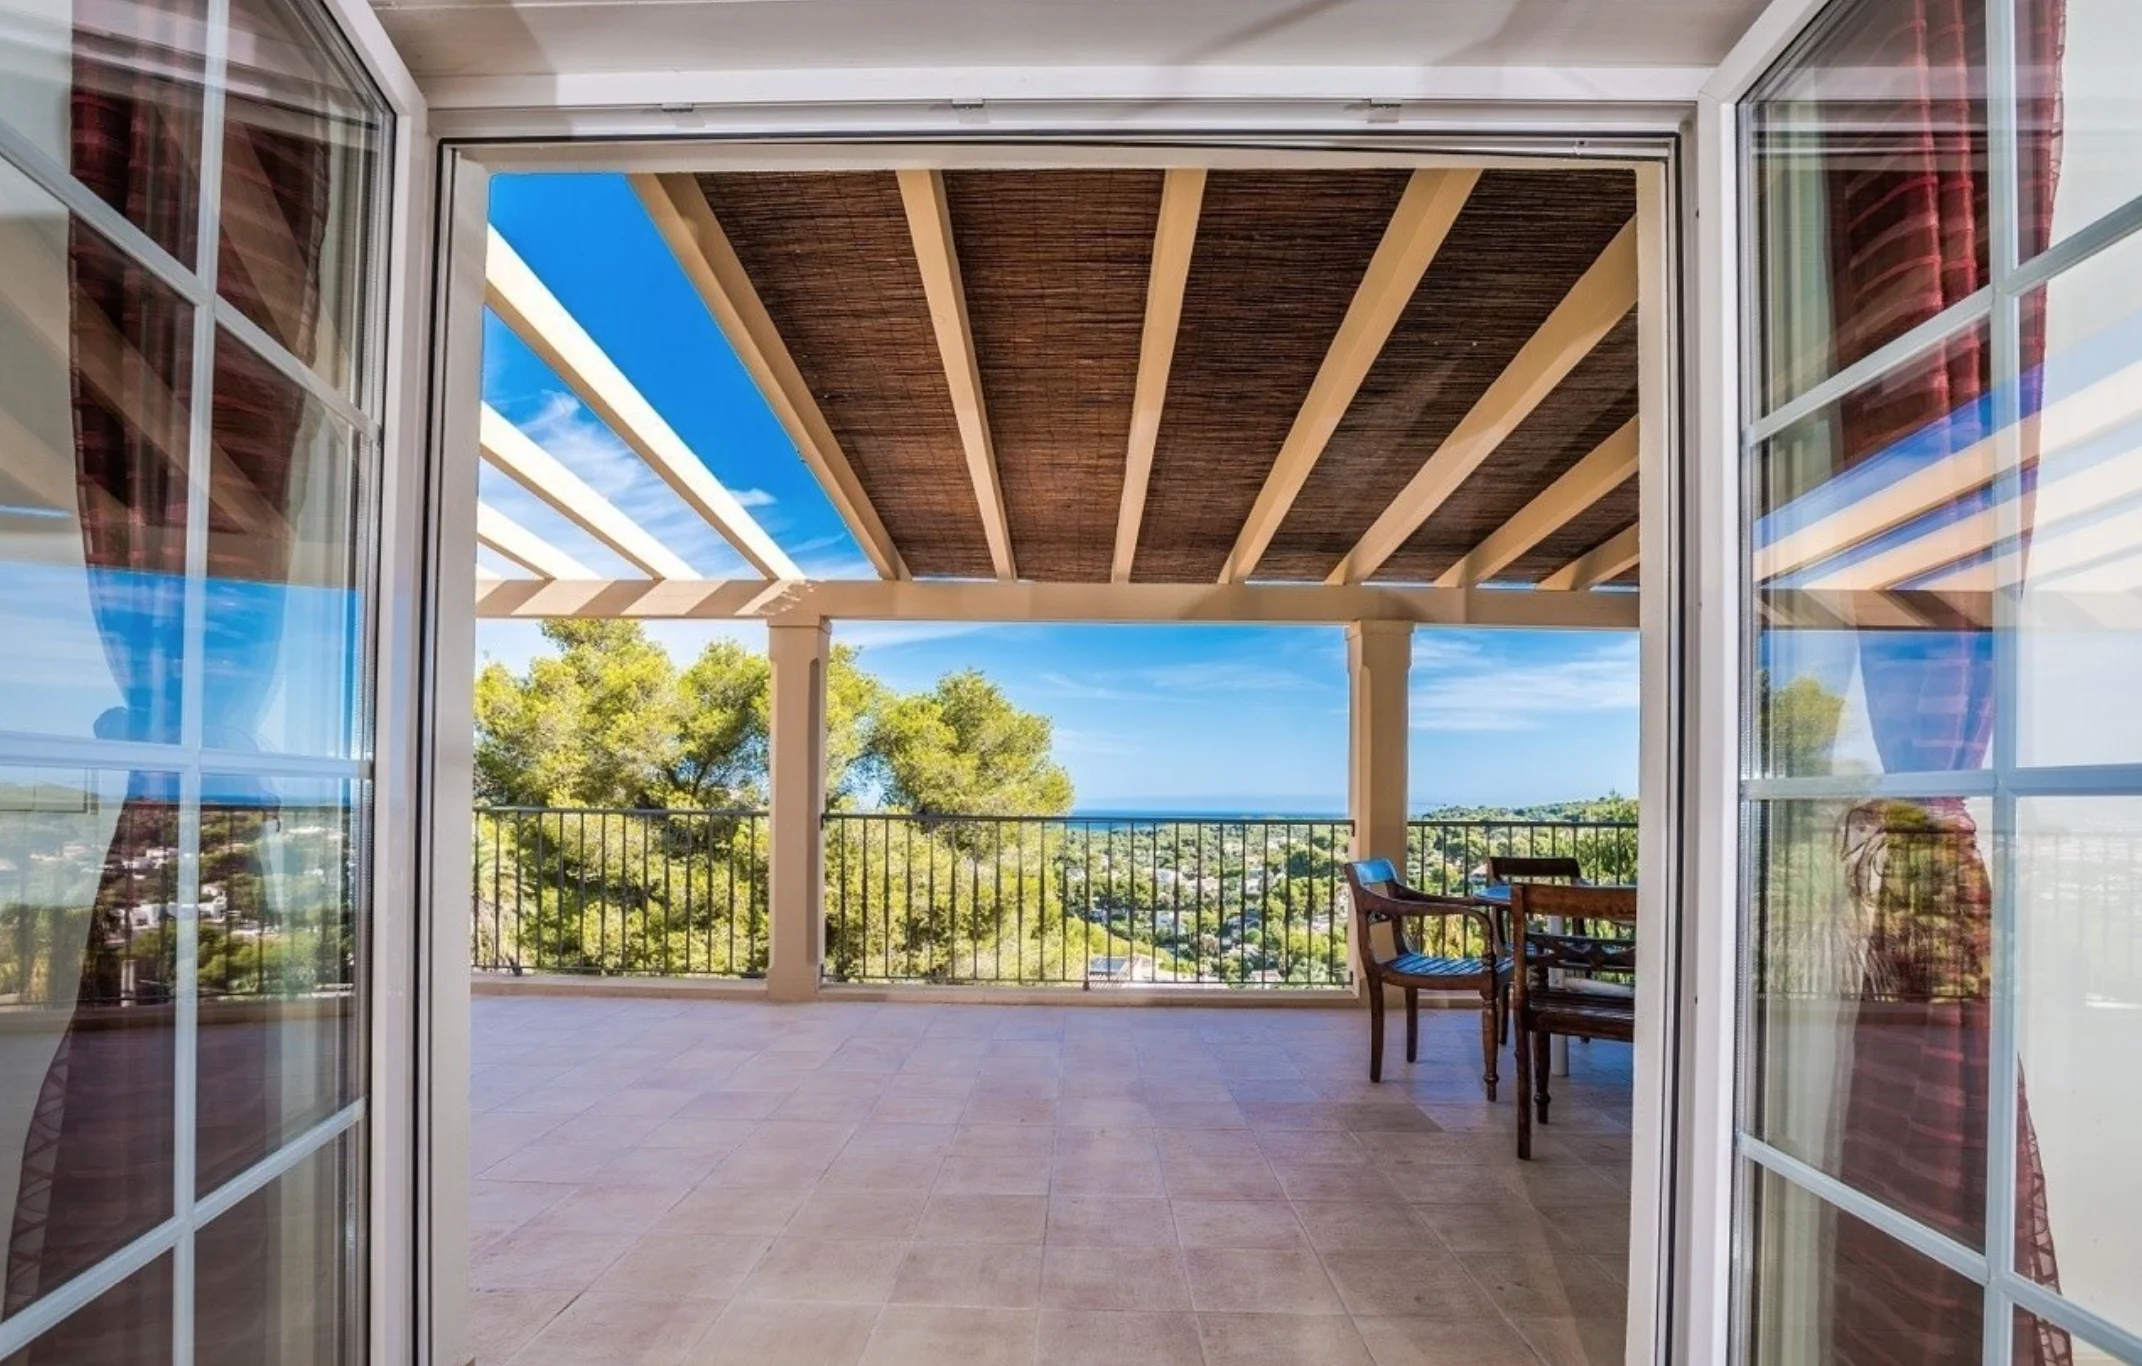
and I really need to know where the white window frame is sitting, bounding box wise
[1690,0,2142,1362]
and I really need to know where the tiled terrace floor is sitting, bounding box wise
[469,995,1634,1366]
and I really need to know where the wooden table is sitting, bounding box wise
[1471,883,1636,1078]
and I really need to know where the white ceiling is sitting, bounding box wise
[369,0,1770,86]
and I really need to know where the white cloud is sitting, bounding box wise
[1410,635,1639,733]
[1135,661,1318,694]
[732,487,777,509]
[837,621,997,652]
[514,391,759,578]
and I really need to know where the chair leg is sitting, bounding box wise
[1368,985,1386,1084]
[1515,1018,1533,1160]
[1533,1030,1552,1124]
[1478,987,1499,1102]
[1404,988,1420,1063]
[1497,982,1510,1046]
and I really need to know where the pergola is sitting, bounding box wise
[464,161,1655,997]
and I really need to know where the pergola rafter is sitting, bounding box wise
[1222,167,1481,585]
[1327,219,1639,585]
[476,502,599,580]
[478,403,700,580]
[1438,417,1639,588]
[631,171,906,581]
[485,226,801,580]
[1112,167,1206,585]
[1541,524,1640,590]
[896,168,1017,581]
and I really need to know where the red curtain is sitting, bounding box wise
[1822,1,2067,1363]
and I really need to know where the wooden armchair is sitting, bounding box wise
[1344,859,1507,1096]
[1511,882,1637,1159]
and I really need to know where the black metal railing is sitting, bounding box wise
[823,814,1354,988]
[1404,818,1641,958]
[473,806,768,977]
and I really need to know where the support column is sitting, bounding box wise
[1346,620,1412,866]
[766,620,829,1002]
[1347,621,1412,1000]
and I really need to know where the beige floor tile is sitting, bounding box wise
[1270,1161,1404,1203]
[935,1154,1053,1196]
[592,1233,771,1300]
[1291,1199,1435,1252]
[1415,1199,1560,1255]
[1320,1251,1500,1319]
[702,1148,835,1191]
[1035,1310,1205,1366]
[735,1237,907,1304]
[950,1123,1059,1158]
[869,1093,969,1125]
[653,1185,805,1238]
[1351,1316,1547,1366]
[1052,1152,1166,1196]
[1171,1199,1308,1250]
[522,1183,691,1236]
[468,1288,570,1364]
[1148,1101,1248,1129]
[858,1306,1037,1366]
[1045,1195,1177,1247]
[1506,1314,1627,1366]
[472,1228,636,1292]
[902,1190,1045,1243]
[505,1291,724,1366]
[1196,1312,1375,1366]
[684,1299,880,1366]
[1185,1245,1346,1314]
[1160,1154,1284,1201]
[1040,1246,1191,1311]
[637,1117,759,1154]
[889,1242,1043,1307]
[785,1186,930,1240]
[1465,1252,1628,1319]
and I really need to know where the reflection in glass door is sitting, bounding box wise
[0,0,388,1356]
[1737,0,2142,1361]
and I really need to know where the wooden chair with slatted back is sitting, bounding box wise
[1485,855,1585,886]
[1511,882,1638,1159]
[1344,859,1507,1097]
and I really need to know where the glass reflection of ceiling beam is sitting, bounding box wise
[1763,348,2142,594]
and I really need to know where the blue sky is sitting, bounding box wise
[476,172,1640,813]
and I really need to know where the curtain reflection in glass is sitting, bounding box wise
[0,768,175,1322]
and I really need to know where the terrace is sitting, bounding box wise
[467,995,1633,1366]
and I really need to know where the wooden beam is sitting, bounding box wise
[1540,524,1640,590]
[1330,220,1640,584]
[1112,168,1206,584]
[1222,168,1482,584]
[1437,417,1639,587]
[476,502,598,580]
[484,226,801,579]
[631,172,907,581]
[474,576,1641,630]
[896,169,1017,581]
[478,404,700,580]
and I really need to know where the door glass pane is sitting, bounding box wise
[0,0,207,264]
[0,765,177,1316]
[2012,229,2142,767]
[0,1250,173,1366]
[1745,797,1992,1248]
[2011,1310,2087,1366]
[1750,319,1994,780]
[2014,797,2142,1334]
[0,158,194,746]
[195,1132,363,1366]
[204,329,365,758]
[197,776,362,1189]
[2017,0,2142,260]
[1743,1163,1982,1366]
[218,0,384,401]
[1746,0,1991,416]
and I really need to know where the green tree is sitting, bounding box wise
[1759,671,1847,776]
[870,669,1074,816]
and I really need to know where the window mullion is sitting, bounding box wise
[173,0,232,1358]
[1982,0,2025,1359]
